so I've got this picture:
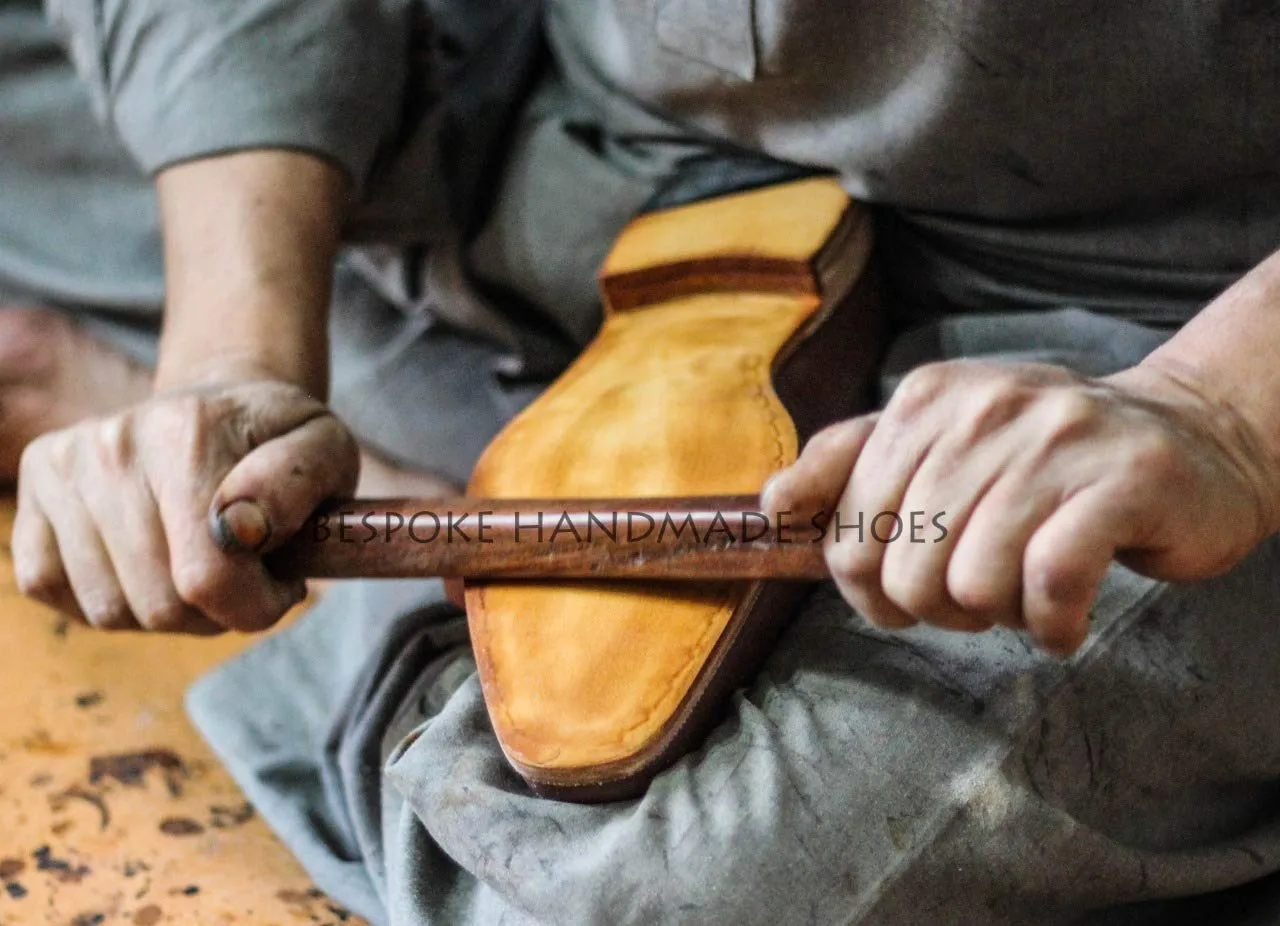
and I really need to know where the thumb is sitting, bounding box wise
[209,412,360,554]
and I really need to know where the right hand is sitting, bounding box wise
[12,380,359,634]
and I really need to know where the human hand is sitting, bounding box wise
[12,380,358,634]
[762,360,1280,655]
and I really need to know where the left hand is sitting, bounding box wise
[762,360,1280,655]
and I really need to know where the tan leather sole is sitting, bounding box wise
[465,177,882,800]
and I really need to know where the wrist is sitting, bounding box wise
[154,348,321,396]
[1106,360,1280,537]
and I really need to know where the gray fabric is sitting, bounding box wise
[0,1,163,317]
[545,0,1280,328]
[33,0,1280,341]
[187,309,1280,925]
[43,0,409,186]
[325,265,544,487]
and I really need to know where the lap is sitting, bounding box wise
[190,532,1280,926]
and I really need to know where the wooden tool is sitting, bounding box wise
[274,177,883,801]
[269,495,836,580]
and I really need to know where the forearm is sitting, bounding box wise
[154,150,349,397]
[1110,248,1280,530]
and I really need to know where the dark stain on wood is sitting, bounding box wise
[21,729,73,755]
[71,914,106,926]
[51,785,111,831]
[32,845,92,883]
[181,884,200,896]
[158,817,204,837]
[4,881,27,899]
[122,859,150,878]
[89,749,187,797]
[132,905,163,926]
[0,857,24,879]
[74,691,104,709]
[209,802,254,829]
[278,887,355,923]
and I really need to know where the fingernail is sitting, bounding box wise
[211,499,273,554]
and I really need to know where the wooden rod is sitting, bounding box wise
[262,496,833,581]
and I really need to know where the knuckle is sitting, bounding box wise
[880,562,945,617]
[960,381,1027,438]
[890,363,951,416]
[1023,548,1083,606]
[1043,391,1100,441]
[150,395,206,449]
[23,431,72,477]
[805,421,857,457]
[824,536,876,583]
[138,597,192,633]
[83,595,133,631]
[48,433,78,473]
[16,440,43,479]
[947,568,1006,613]
[172,559,227,611]
[88,416,133,470]
[14,562,60,602]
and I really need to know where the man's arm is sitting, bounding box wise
[9,0,413,632]
[12,149,361,634]
[155,150,348,396]
[1121,248,1280,496]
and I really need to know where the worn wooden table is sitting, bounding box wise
[0,495,367,926]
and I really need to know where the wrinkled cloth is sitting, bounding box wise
[188,310,1280,926]
[21,0,1280,350]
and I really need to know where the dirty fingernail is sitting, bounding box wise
[211,500,273,554]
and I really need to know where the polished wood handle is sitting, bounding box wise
[263,496,833,581]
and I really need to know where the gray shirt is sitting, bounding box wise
[40,0,1280,330]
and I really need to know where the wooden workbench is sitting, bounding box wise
[0,495,368,926]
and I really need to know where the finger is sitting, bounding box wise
[836,407,941,583]
[11,484,87,622]
[210,412,359,554]
[151,459,305,636]
[829,566,919,631]
[762,415,879,522]
[1021,488,1122,656]
[945,467,1066,628]
[826,479,918,631]
[33,482,138,632]
[822,408,941,630]
[165,524,304,633]
[80,469,224,635]
[879,443,1005,632]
